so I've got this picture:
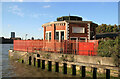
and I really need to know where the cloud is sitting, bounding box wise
[43,5,51,8]
[44,0,51,2]
[8,5,24,17]
[19,0,23,2]
[30,13,48,18]
[31,14,39,18]
[12,0,23,2]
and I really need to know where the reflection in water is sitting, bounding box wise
[1,44,78,77]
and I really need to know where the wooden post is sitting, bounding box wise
[37,54,40,57]
[48,61,52,71]
[63,63,67,74]
[93,67,97,79]
[22,60,24,63]
[106,69,110,79]
[55,62,59,72]
[72,65,76,75]
[82,66,86,77]
[37,59,40,68]
[34,58,36,66]
[42,60,45,69]
[29,56,31,65]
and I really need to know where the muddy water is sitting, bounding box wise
[1,44,78,77]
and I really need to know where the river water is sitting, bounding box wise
[1,44,79,78]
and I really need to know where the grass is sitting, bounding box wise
[17,58,23,63]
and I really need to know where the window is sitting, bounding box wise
[61,31,64,40]
[72,27,85,33]
[80,37,86,42]
[49,32,51,40]
[71,38,77,40]
[55,32,59,40]
[45,33,48,40]
[80,38,85,40]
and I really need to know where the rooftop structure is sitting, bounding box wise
[57,16,82,21]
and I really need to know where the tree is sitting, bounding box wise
[31,37,34,40]
[111,36,120,66]
[97,39,115,57]
[113,24,118,32]
[118,25,120,31]
[96,24,119,33]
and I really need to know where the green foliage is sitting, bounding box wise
[98,36,120,66]
[96,24,119,33]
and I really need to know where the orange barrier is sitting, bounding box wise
[14,40,98,56]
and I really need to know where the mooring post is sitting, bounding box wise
[48,61,52,71]
[93,67,97,79]
[42,60,45,69]
[55,62,59,72]
[22,60,24,63]
[72,65,76,75]
[37,59,40,68]
[37,54,40,57]
[106,69,110,79]
[34,58,36,66]
[29,56,31,65]
[63,63,67,74]
[82,66,86,77]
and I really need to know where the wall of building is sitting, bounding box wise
[43,23,67,40]
[43,21,97,41]
[69,23,88,40]
[90,23,98,40]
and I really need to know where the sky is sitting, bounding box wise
[0,1,119,39]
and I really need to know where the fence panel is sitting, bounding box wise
[14,40,98,55]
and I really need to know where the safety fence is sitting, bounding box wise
[14,40,98,56]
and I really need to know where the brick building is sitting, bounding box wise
[42,16,98,42]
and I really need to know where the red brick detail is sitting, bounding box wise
[51,24,55,40]
[43,26,46,40]
[55,25,66,30]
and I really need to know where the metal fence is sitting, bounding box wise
[14,40,98,56]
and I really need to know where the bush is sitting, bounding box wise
[97,36,120,66]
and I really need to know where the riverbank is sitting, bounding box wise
[8,50,119,78]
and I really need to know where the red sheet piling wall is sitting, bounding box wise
[13,40,98,56]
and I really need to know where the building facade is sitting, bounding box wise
[11,32,15,38]
[42,16,98,42]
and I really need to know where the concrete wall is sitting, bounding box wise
[9,50,115,67]
[36,51,115,66]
